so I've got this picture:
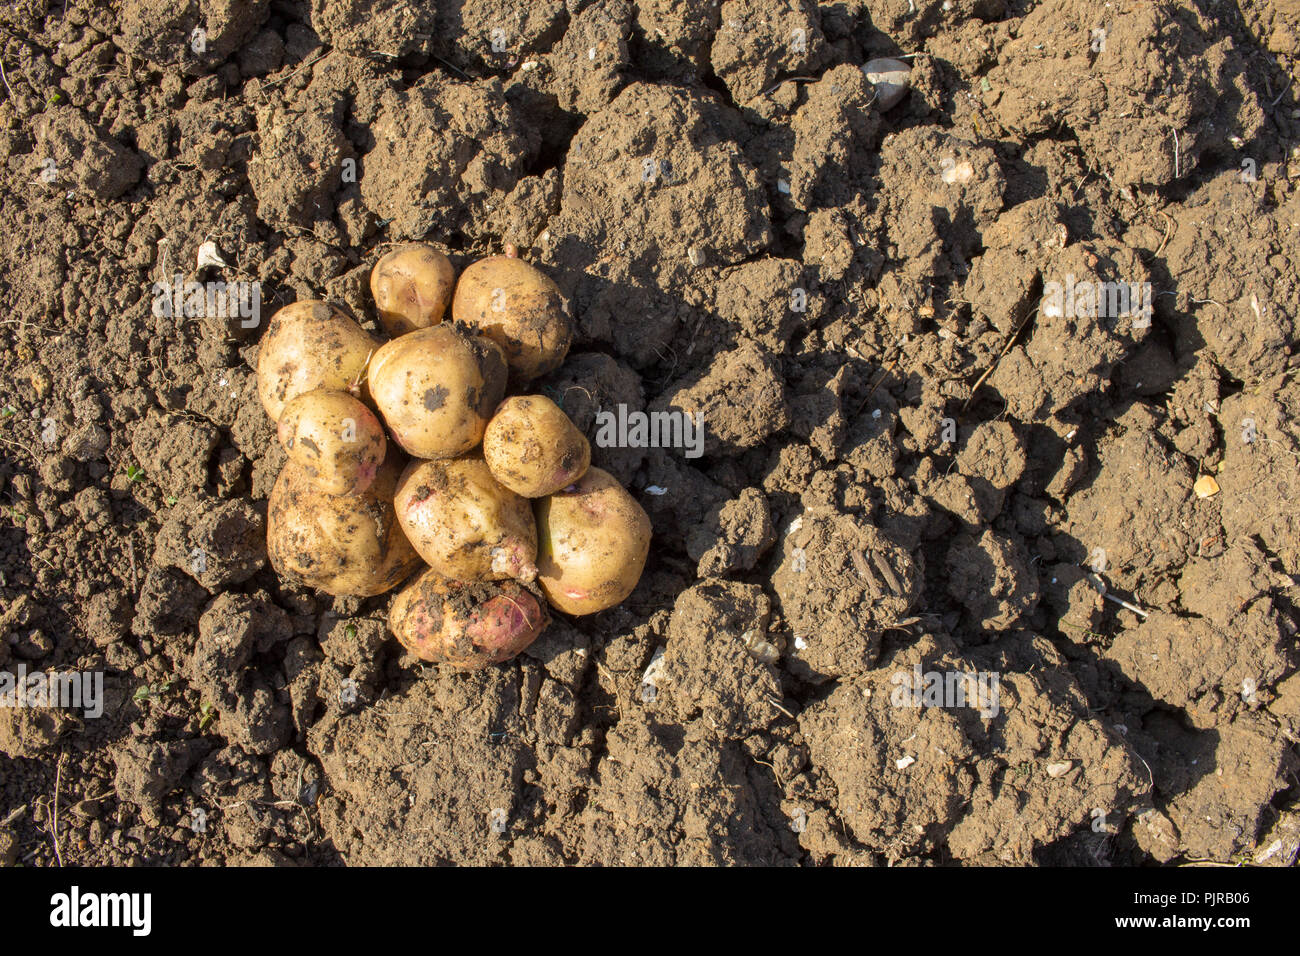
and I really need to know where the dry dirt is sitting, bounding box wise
[1,0,1299,866]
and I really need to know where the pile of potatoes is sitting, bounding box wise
[258,244,652,669]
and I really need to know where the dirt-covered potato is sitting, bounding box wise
[389,568,549,669]
[267,453,421,597]
[535,467,652,615]
[483,395,590,498]
[257,300,380,422]
[395,456,538,582]
[368,324,507,459]
[451,255,573,381]
[369,242,456,337]
[276,389,387,496]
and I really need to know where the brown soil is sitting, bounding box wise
[1,0,1299,866]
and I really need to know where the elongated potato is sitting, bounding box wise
[267,453,421,597]
[370,243,456,336]
[535,467,651,615]
[369,325,507,459]
[451,256,572,381]
[389,568,549,669]
[395,456,538,582]
[483,395,590,498]
[257,300,380,422]
[277,389,387,496]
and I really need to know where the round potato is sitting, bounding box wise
[369,324,507,459]
[370,243,456,337]
[451,255,572,382]
[483,395,590,498]
[257,300,380,422]
[395,456,538,582]
[267,453,421,597]
[534,467,652,615]
[277,389,387,496]
[389,568,549,669]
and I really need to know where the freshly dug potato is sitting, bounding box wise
[368,324,507,459]
[389,568,550,669]
[257,300,380,422]
[483,395,590,497]
[395,456,538,582]
[267,453,421,597]
[369,242,456,336]
[535,467,652,615]
[451,255,572,381]
[276,389,387,496]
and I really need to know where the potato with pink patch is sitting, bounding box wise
[534,467,651,615]
[388,568,549,669]
[276,389,386,496]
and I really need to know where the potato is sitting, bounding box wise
[395,456,538,582]
[267,453,421,597]
[534,467,651,615]
[483,395,590,498]
[389,568,549,669]
[257,300,380,422]
[451,255,572,381]
[369,243,456,337]
[276,389,387,496]
[368,324,507,459]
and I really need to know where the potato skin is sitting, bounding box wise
[257,300,380,422]
[451,256,573,382]
[368,325,507,459]
[395,456,538,582]
[389,568,549,669]
[277,389,387,496]
[535,467,652,615]
[483,395,590,498]
[370,243,456,337]
[267,453,421,597]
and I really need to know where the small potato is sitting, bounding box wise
[257,300,380,422]
[483,395,590,498]
[369,242,456,337]
[451,255,572,382]
[369,324,507,459]
[389,568,549,669]
[267,453,421,597]
[535,467,651,615]
[395,456,538,582]
[277,389,387,496]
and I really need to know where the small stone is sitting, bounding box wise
[196,241,229,270]
[1194,474,1220,498]
[941,158,975,185]
[1046,760,1074,778]
[864,58,912,111]
[1133,808,1180,863]
[29,369,52,400]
